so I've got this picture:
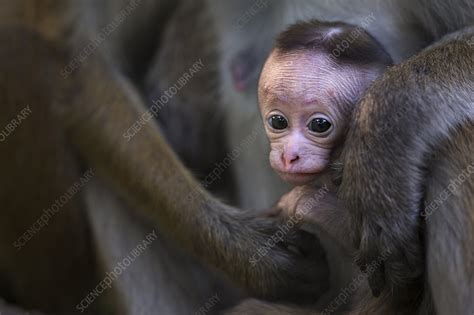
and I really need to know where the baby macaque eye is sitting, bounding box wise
[308,117,332,133]
[268,115,288,130]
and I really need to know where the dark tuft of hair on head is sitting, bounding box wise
[275,20,392,66]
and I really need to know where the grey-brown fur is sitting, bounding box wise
[339,26,474,293]
[0,0,472,314]
[0,1,330,313]
[144,0,236,202]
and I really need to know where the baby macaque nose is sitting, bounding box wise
[282,152,300,167]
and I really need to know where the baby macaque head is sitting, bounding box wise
[258,20,392,185]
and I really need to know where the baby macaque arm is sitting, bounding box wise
[276,185,354,253]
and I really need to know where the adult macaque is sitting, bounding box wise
[338,22,474,299]
[0,3,328,313]
[258,20,392,186]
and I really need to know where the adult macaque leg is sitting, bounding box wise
[0,28,104,314]
[425,122,474,314]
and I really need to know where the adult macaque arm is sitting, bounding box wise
[53,57,327,302]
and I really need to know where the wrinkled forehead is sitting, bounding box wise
[259,49,337,104]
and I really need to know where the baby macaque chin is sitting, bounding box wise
[277,171,321,186]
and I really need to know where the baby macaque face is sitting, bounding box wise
[259,50,354,186]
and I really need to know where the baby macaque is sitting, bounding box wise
[258,20,392,186]
[259,21,394,303]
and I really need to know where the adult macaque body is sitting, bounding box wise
[258,20,392,186]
